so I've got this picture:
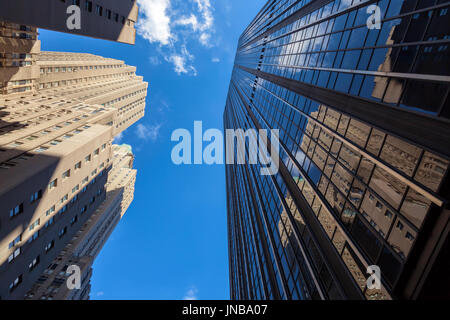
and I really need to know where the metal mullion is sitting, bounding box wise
[236,77,394,297]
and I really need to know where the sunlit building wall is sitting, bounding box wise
[0,22,147,299]
[24,144,137,300]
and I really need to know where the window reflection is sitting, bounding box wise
[366,129,385,156]
[360,192,392,238]
[414,151,449,192]
[400,188,432,229]
[379,135,421,177]
[387,216,418,260]
[345,119,370,148]
[369,166,407,210]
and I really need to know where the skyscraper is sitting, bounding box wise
[225,0,449,300]
[0,0,139,44]
[0,24,147,299]
[23,144,137,300]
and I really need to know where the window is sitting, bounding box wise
[59,205,67,214]
[85,0,92,12]
[75,161,81,170]
[82,176,88,184]
[91,169,97,177]
[62,170,70,179]
[384,211,393,219]
[81,206,87,214]
[96,5,103,16]
[101,143,106,151]
[46,205,55,216]
[29,219,40,231]
[50,139,61,146]
[375,201,383,210]
[61,194,68,203]
[48,179,57,190]
[52,277,66,287]
[30,190,42,203]
[8,248,21,263]
[29,256,40,270]
[397,221,404,231]
[27,231,39,243]
[405,232,415,241]
[44,240,54,252]
[71,194,78,203]
[9,203,24,218]
[9,275,22,291]
[71,215,78,225]
[36,275,48,284]
[85,155,91,163]
[44,217,54,228]
[58,227,67,238]
[9,235,21,249]
[94,148,99,156]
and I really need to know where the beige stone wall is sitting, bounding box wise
[0,19,147,299]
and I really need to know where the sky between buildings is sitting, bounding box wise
[39,0,266,300]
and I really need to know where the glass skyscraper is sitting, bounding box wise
[224,0,450,300]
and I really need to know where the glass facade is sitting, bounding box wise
[225,0,450,300]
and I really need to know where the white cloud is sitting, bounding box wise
[194,0,214,33]
[211,57,220,63]
[157,100,170,113]
[166,45,197,76]
[113,132,124,144]
[184,287,198,300]
[149,56,162,65]
[199,33,211,47]
[137,0,216,75]
[175,14,200,31]
[193,0,214,47]
[136,0,173,45]
[136,123,162,141]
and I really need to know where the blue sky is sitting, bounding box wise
[39,0,266,300]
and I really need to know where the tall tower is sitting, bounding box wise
[0,25,147,299]
[225,0,450,300]
[23,144,137,300]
